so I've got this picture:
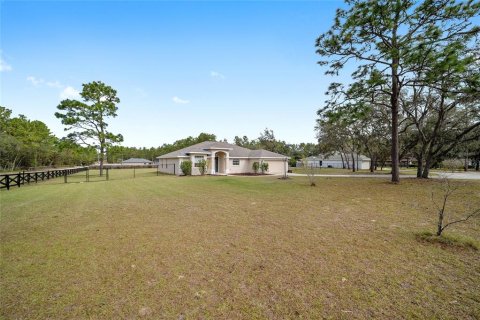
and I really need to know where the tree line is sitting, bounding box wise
[0,106,97,171]
[109,129,318,167]
[1,104,316,172]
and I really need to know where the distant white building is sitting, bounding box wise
[298,152,371,170]
[121,158,153,165]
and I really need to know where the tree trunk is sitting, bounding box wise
[476,159,479,171]
[345,153,351,169]
[390,65,400,183]
[422,156,432,179]
[351,152,356,172]
[437,209,444,236]
[390,12,400,183]
[416,153,423,178]
[99,146,104,176]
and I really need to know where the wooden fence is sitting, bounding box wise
[0,167,88,191]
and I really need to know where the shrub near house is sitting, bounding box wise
[180,160,192,176]
[261,162,269,174]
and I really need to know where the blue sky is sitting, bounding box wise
[1,0,344,147]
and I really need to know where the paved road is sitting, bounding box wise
[287,171,480,180]
[436,172,480,180]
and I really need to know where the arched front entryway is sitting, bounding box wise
[210,151,228,175]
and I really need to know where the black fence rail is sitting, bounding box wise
[88,164,159,170]
[0,167,88,190]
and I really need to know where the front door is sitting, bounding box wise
[215,157,219,173]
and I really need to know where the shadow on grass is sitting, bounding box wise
[415,231,479,251]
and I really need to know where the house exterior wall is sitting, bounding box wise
[306,159,323,168]
[158,157,288,175]
[228,158,252,174]
[322,160,344,169]
[260,159,287,175]
[227,158,287,175]
[358,160,370,170]
[157,158,180,175]
[322,159,370,170]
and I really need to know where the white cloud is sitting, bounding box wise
[26,76,78,99]
[210,71,225,79]
[28,76,64,88]
[46,81,63,88]
[0,57,12,72]
[27,76,45,86]
[60,86,81,100]
[172,96,190,104]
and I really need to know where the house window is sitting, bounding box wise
[233,159,240,166]
[194,156,204,167]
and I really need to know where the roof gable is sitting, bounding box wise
[122,158,153,163]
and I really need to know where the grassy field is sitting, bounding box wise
[289,166,472,176]
[288,167,417,175]
[1,169,479,319]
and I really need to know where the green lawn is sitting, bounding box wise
[289,166,470,176]
[1,170,479,319]
[289,167,393,175]
[289,166,416,175]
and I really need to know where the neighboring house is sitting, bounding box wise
[121,158,153,165]
[298,152,371,170]
[156,141,289,175]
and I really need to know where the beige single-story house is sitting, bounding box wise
[156,141,289,175]
[121,158,153,165]
[298,152,371,170]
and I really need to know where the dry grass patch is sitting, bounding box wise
[416,231,479,250]
[1,172,479,319]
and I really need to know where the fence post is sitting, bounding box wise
[106,168,109,181]
[64,170,67,183]
[6,175,10,190]
[17,173,21,187]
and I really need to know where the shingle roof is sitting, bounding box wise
[122,158,153,163]
[157,141,288,159]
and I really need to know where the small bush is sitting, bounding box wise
[197,159,207,175]
[252,162,260,174]
[180,160,192,176]
[441,159,464,172]
[260,162,269,174]
[416,231,479,250]
[302,158,316,186]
